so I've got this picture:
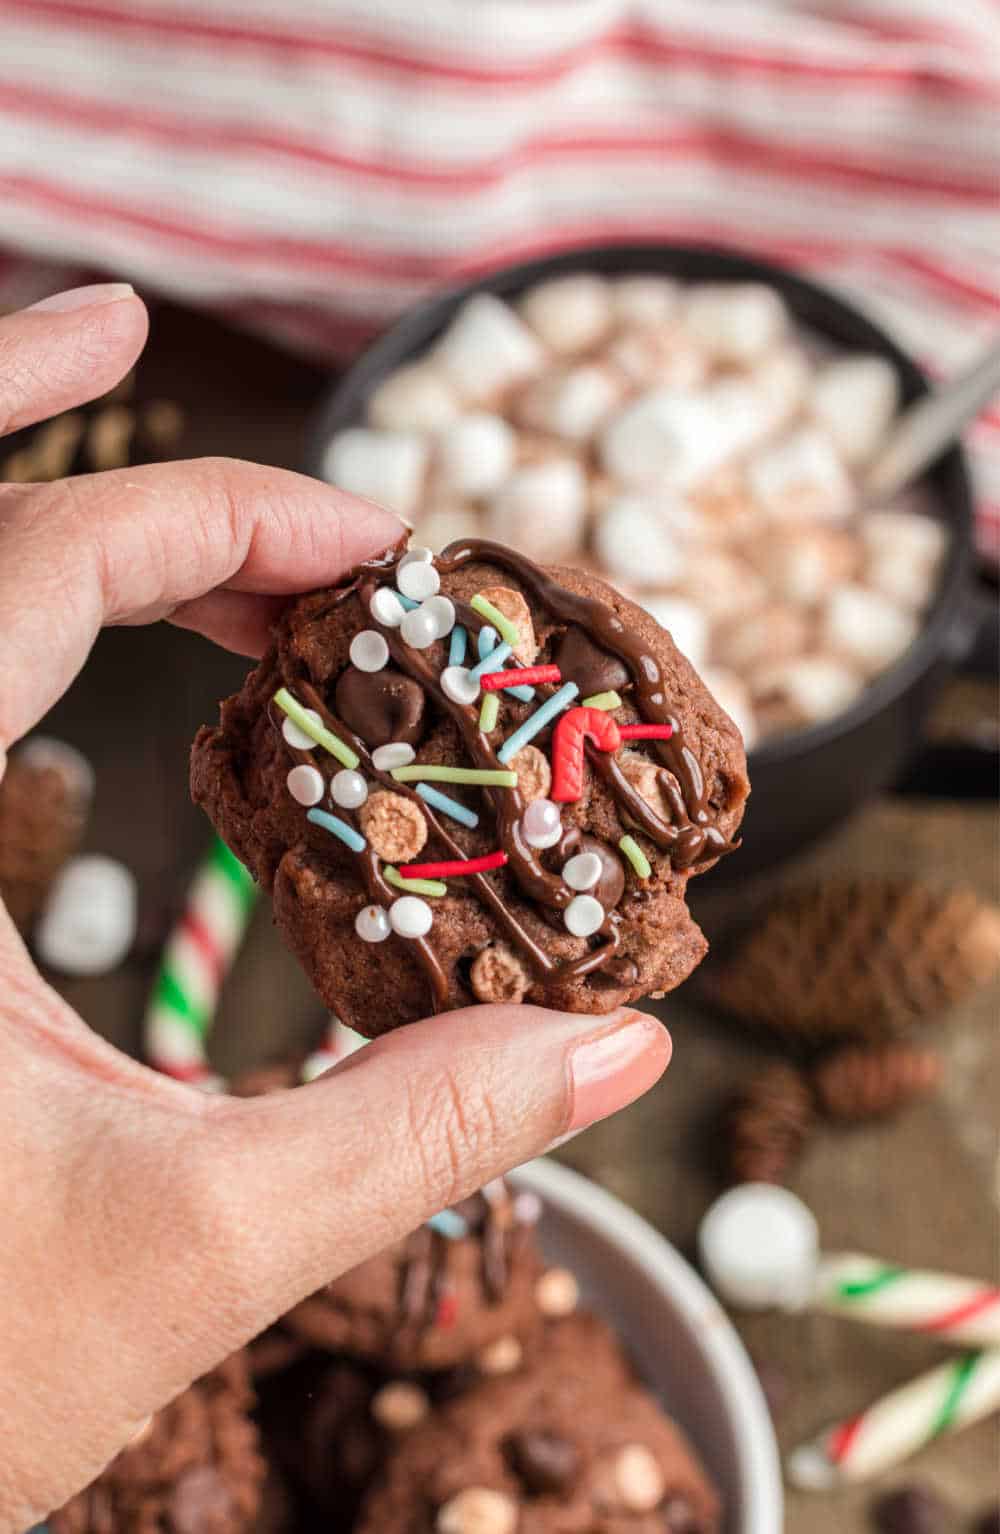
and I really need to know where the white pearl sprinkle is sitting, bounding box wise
[372,743,416,772]
[350,630,390,672]
[286,764,324,806]
[397,560,441,601]
[398,545,434,568]
[389,895,434,939]
[369,587,406,627]
[562,851,602,891]
[521,797,562,849]
[564,893,605,938]
[441,666,480,706]
[282,710,321,750]
[400,606,440,650]
[331,769,369,809]
[355,904,391,943]
[420,594,456,639]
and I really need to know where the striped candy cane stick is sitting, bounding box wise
[143,837,258,1086]
[788,1348,1000,1489]
[815,1254,1000,1347]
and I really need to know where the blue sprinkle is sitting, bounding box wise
[477,625,499,660]
[394,589,420,610]
[448,625,468,667]
[427,1208,469,1240]
[416,783,479,828]
[504,684,535,703]
[469,641,512,680]
[497,682,579,763]
[307,808,367,853]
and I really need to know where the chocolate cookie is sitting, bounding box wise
[281,1180,547,1373]
[50,1354,266,1534]
[356,1312,721,1533]
[191,539,748,1035]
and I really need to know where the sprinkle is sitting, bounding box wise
[400,606,439,649]
[399,544,433,568]
[442,665,481,706]
[331,768,368,808]
[422,594,456,638]
[383,866,448,898]
[521,797,562,849]
[286,764,324,806]
[355,904,391,943]
[350,630,390,673]
[397,560,440,601]
[582,691,623,711]
[469,640,512,680]
[372,742,416,772]
[479,692,500,733]
[274,688,360,769]
[477,626,499,659]
[471,593,521,649]
[389,894,434,938]
[449,625,469,667]
[503,683,536,703]
[416,784,480,828]
[618,723,675,741]
[282,710,322,749]
[481,665,560,692]
[400,851,508,879]
[427,1209,469,1240]
[562,851,602,891]
[435,1290,459,1329]
[394,589,420,611]
[307,808,367,853]
[619,835,652,879]
[497,682,579,764]
[369,587,406,627]
[392,765,518,788]
[564,893,605,938]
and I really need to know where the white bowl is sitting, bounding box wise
[512,1159,783,1534]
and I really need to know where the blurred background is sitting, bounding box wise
[0,2,998,1531]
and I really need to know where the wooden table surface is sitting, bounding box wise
[36,303,1000,1532]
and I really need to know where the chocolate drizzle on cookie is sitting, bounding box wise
[396,1188,524,1342]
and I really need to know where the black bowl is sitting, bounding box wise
[306,243,983,877]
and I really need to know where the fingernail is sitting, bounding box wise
[26,282,136,314]
[564,1012,671,1135]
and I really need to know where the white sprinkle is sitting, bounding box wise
[355,904,391,943]
[400,606,440,650]
[370,587,406,627]
[521,797,563,849]
[398,544,434,568]
[350,630,390,672]
[562,851,602,891]
[282,710,322,750]
[564,894,604,938]
[389,895,434,939]
[331,769,369,809]
[441,665,481,706]
[397,560,441,601]
[420,594,456,640]
[286,764,325,806]
[372,743,416,771]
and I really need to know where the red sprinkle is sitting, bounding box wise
[551,706,623,803]
[480,665,562,691]
[435,1291,459,1330]
[399,850,509,878]
[617,724,675,741]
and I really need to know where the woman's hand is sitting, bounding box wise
[0,286,670,1530]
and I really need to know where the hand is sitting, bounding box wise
[0,286,671,1529]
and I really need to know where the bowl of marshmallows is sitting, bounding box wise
[309,246,975,874]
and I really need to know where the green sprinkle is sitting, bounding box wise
[618,835,652,880]
[274,687,359,769]
[582,691,623,711]
[384,866,448,897]
[479,692,500,733]
[470,594,520,649]
[391,765,518,788]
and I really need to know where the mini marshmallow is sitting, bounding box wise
[676,550,767,625]
[515,364,621,443]
[434,294,543,402]
[411,503,484,553]
[753,525,858,606]
[639,594,709,670]
[713,605,810,674]
[35,855,137,975]
[749,346,812,436]
[486,459,586,562]
[606,326,708,392]
[435,413,515,498]
[593,496,690,590]
[681,282,788,363]
[811,354,900,467]
[599,388,729,491]
[700,668,758,750]
[369,362,459,433]
[859,508,948,570]
[865,550,938,611]
[518,273,612,354]
[753,654,862,725]
[747,427,854,522]
[698,1185,820,1311]
[822,583,919,675]
[611,275,681,328]
[322,428,428,519]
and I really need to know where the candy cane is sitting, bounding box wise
[550,707,623,803]
[787,1349,1000,1489]
[815,1254,1000,1348]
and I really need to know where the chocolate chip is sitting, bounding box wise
[335,666,425,748]
[555,626,628,698]
[504,1428,580,1495]
[168,1466,234,1534]
[974,1508,1000,1534]
[662,1496,705,1533]
[872,1484,952,1534]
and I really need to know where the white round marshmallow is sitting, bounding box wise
[518,274,611,354]
[369,363,459,433]
[322,428,428,519]
[435,414,515,497]
[698,1184,819,1311]
[35,855,137,976]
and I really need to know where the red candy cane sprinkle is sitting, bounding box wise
[551,706,623,803]
[399,850,509,878]
[480,665,562,691]
[617,723,675,741]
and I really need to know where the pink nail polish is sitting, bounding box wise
[26,283,135,314]
[565,1013,670,1134]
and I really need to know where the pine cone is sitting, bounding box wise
[725,1064,815,1185]
[813,1043,943,1121]
[707,879,1000,1043]
[0,741,92,932]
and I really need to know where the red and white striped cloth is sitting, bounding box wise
[0,0,998,553]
